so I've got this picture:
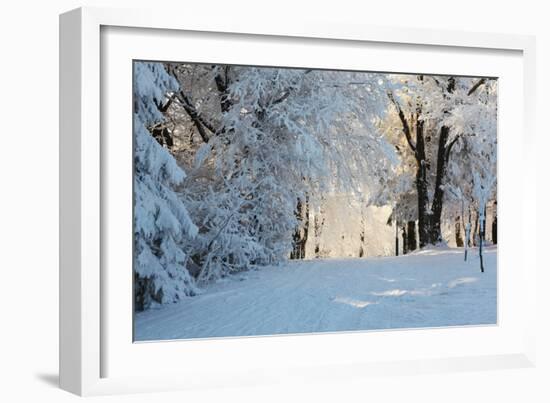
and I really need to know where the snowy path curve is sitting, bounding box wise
[135,247,496,341]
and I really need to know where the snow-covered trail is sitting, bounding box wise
[135,247,497,341]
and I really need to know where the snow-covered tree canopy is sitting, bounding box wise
[156,63,398,281]
[379,75,497,246]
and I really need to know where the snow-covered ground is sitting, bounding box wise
[134,246,497,341]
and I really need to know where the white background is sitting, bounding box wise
[0,0,548,402]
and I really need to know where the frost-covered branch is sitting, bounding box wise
[467,78,487,96]
[387,91,416,154]
[169,91,218,142]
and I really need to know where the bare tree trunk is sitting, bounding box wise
[479,216,485,273]
[428,126,450,244]
[464,222,470,262]
[480,204,487,242]
[415,119,431,248]
[455,216,464,247]
[467,205,473,247]
[473,213,479,247]
[479,239,484,272]
[302,198,309,258]
[476,200,486,273]
[214,65,233,113]
[402,225,408,255]
[464,204,473,261]
[395,217,400,256]
[407,221,417,252]
[290,198,302,259]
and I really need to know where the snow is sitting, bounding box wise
[135,246,496,341]
[133,62,199,309]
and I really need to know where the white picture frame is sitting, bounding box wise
[59,6,537,396]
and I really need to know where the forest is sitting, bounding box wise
[133,61,497,339]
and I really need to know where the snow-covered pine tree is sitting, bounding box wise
[133,62,199,311]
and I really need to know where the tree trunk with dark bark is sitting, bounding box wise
[214,65,233,113]
[415,119,431,248]
[455,216,464,247]
[402,225,408,255]
[478,211,485,273]
[473,214,479,247]
[395,220,401,256]
[407,221,417,252]
[428,126,450,244]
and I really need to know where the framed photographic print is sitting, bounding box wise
[60,6,537,396]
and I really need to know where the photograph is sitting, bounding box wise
[133,61,498,342]
[1,0,544,400]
